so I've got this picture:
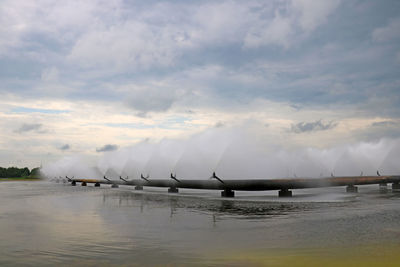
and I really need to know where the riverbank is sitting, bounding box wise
[0,177,42,181]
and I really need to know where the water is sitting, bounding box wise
[1,181,400,266]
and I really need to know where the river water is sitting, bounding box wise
[1,180,400,266]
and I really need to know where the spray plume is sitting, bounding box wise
[42,127,400,179]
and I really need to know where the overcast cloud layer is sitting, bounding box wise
[0,0,399,173]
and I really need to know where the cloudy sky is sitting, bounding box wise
[1,0,400,170]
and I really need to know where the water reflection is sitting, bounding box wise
[100,189,344,223]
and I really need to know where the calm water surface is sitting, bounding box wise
[1,181,400,266]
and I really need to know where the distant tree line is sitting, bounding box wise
[0,167,40,178]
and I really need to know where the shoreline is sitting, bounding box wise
[0,177,42,181]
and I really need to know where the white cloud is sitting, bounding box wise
[67,1,254,70]
[41,67,59,82]
[372,17,400,42]
[292,0,341,32]
[244,0,341,48]
[1,0,342,69]
[245,10,293,48]
[0,0,399,168]
[66,0,342,69]
[0,1,33,54]
[189,1,254,46]
[68,21,179,70]
[0,0,123,55]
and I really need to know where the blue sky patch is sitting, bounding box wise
[11,107,70,114]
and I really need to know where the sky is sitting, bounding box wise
[1,0,400,177]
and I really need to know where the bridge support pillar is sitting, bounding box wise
[111,184,119,188]
[81,182,87,186]
[94,182,100,187]
[392,182,400,191]
[379,183,387,193]
[346,185,358,193]
[71,181,76,186]
[278,189,292,197]
[135,185,143,190]
[168,187,179,193]
[221,189,235,197]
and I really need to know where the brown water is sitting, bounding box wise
[1,181,400,266]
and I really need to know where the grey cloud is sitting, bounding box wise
[372,17,400,43]
[14,123,43,133]
[96,144,118,153]
[290,120,337,133]
[0,1,399,132]
[66,0,342,71]
[356,121,400,141]
[3,0,400,169]
[215,121,225,128]
[128,97,174,113]
[0,1,398,114]
[244,0,341,48]
[124,84,183,114]
[371,121,397,127]
[60,144,70,151]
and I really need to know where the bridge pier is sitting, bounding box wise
[135,185,143,190]
[71,181,76,186]
[392,182,400,191]
[81,182,87,186]
[379,183,387,193]
[278,189,292,197]
[168,187,179,193]
[221,189,235,198]
[94,182,100,187]
[346,185,358,193]
[111,184,119,188]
